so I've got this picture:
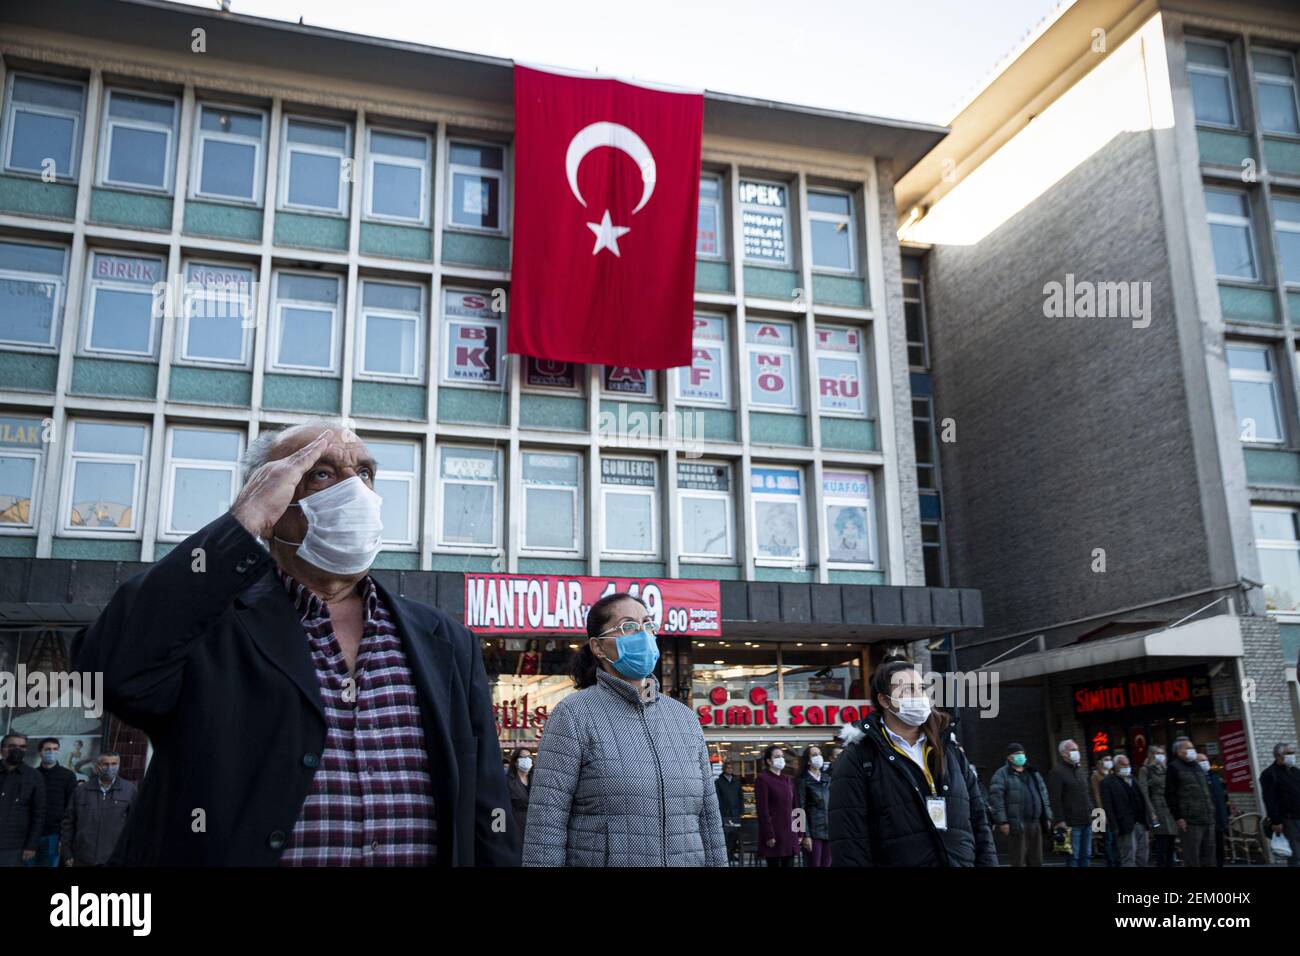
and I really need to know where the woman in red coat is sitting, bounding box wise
[755,744,797,866]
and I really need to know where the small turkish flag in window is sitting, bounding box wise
[508,65,704,370]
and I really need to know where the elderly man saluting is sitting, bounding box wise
[74,421,518,866]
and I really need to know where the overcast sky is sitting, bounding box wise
[175,0,1067,125]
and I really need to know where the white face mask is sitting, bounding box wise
[1068,750,1081,764]
[1155,754,1167,766]
[517,757,533,773]
[1117,766,1131,777]
[810,755,824,770]
[1184,749,1198,762]
[1102,759,1113,770]
[770,757,785,771]
[1198,760,1210,772]
[1285,753,1296,767]
[275,476,384,576]
[890,694,932,727]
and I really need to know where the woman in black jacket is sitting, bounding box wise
[829,657,997,867]
[506,746,533,842]
[796,745,832,866]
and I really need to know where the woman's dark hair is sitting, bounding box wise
[799,744,823,776]
[570,591,649,688]
[508,746,533,783]
[871,655,949,777]
[761,743,784,768]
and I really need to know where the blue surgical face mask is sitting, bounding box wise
[99,765,119,781]
[40,751,59,766]
[600,629,660,681]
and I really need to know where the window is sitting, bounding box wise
[1187,39,1238,128]
[357,279,423,381]
[270,272,341,373]
[522,451,583,554]
[61,420,148,534]
[675,313,729,406]
[602,366,656,399]
[279,116,350,214]
[447,140,506,233]
[370,439,420,547]
[921,507,947,587]
[83,252,164,357]
[365,128,431,224]
[436,445,501,549]
[524,358,581,391]
[913,396,938,491]
[162,426,242,537]
[750,465,806,564]
[2,73,85,179]
[0,415,47,531]
[1204,187,1258,281]
[809,189,856,273]
[903,256,929,369]
[746,319,800,411]
[179,261,255,366]
[1253,48,1300,136]
[601,457,658,556]
[442,288,504,388]
[739,179,791,266]
[815,324,868,415]
[697,173,725,258]
[97,89,178,192]
[1227,343,1284,443]
[0,240,67,350]
[1253,506,1300,613]
[823,469,876,567]
[190,104,265,203]
[677,461,733,560]
[1274,196,1300,286]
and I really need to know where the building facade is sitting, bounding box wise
[898,0,1300,817]
[0,0,980,800]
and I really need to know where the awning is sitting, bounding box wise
[975,613,1243,686]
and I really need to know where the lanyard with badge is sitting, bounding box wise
[887,730,947,831]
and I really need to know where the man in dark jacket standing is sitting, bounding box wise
[1166,740,1214,867]
[1048,738,1095,867]
[61,752,136,866]
[988,742,1052,866]
[1260,741,1300,866]
[73,422,517,866]
[714,760,744,865]
[34,738,76,866]
[1100,755,1148,867]
[0,734,43,865]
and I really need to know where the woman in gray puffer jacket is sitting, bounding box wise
[522,592,727,867]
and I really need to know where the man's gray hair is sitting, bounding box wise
[1277,742,1296,757]
[239,418,351,485]
[1057,739,1074,755]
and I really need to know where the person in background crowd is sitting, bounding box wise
[506,747,533,845]
[33,738,76,867]
[826,745,844,778]
[714,759,744,866]
[988,742,1053,867]
[60,752,136,867]
[1260,742,1300,866]
[1166,739,1215,867]
[1090,752,1118,866]
[1100,755,1148,867]
[796,745,832,867]
[523,593,725,867]
[1048,738,1096,867]
[829,657,996,867]
[756,744,797,867]
[0,734,43,866]
[1138,745,1175,867]
[1202,756,1229,867]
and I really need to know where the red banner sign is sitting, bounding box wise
[1218,719,1254,793]
[464,574,721,636]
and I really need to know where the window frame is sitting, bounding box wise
[0,416,45,535]
[267,269,342,375]
[176,257,256,368]
[696,171,727,260]
[676,459,735,562]
[814,322,870,418]
[1275,194,1300,288]
[601,365,658,402]
[0,237,68,352]
[355,277,425,383]
[445,138,508,235]
[822,468,878,570]
[746,317,802,413]
[368,437,421,549]
[96,87,179,194]
[1252,504,1300,618]
[159,424,243,541]
[81,250,165,359]
[600,456,660,559]
[434,444,503,553]
[1205,185,1260,282]
[188,101,267,205]
[1252,46,1300,137]
[1,71,86,181]
[807,187,858,275]
[738,177,794,268]
[364,126,433,226]
[520,449,585,557]
[521,357,583,394]
[59,418,149,538]
[440,288,506,391]
[1227,341,1286,445]
[277,114,352,216]
[1186,37,1240,130]
[674,312,731,408]
[903,265,930,369]
[750,464,807,567]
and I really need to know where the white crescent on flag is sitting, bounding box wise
[564,121,657,214]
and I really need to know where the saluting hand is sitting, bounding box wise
[230,432,333,539]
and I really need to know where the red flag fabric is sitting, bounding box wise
[509,65,703,370]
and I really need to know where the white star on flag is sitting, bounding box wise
[587,209,631,257]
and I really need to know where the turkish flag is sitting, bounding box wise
[509,65,703,370]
